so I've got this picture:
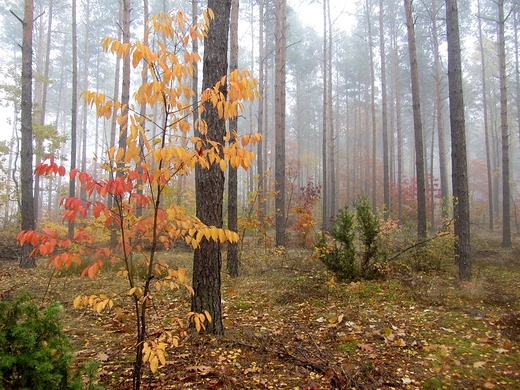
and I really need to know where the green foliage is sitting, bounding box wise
[422,377,443,390]
[317,197,387,281]
[317,205,357,280]
[0,292,85,390]
[355,197,382,276]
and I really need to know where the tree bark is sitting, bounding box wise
[477,0,493,231]
[366,0,377,212]
[19,0,36,268]
[68,0,78,241]
[327,0,336,221]
[119,0,130,166]
[321,0,328,228]
[380,0,390,219]
[257,0,265,220]
[274,0,286,247]
[431,0,449,223]
[192,0,231,335]
[80,0,90,204]
[404,0,427,238]
[498,0,510,247]
[446,0,471,280]
[227,0,239,278]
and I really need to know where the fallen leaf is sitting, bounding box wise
[473,361,486,368]
[484,382,495,389]
[227,288,237,296]
[358,343,374,352]
[97,352,109,361]
[186,365,214,375]
[394,338,406,347]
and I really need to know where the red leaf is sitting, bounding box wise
[30,233,40,246]
[70,168,79,180]
[79,171,89,184]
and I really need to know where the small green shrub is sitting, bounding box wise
[317,205,358,280]
[0,291,92,390]
[355,197,383,278]
[317,197,386,281]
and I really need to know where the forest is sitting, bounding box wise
[1,0,520,389]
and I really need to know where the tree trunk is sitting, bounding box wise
[327,0,336,221]
[274,0,286,247]
[432,0,449,222]
[19,0,35,268]
[257,0,265,219]
[391,25,403,224]
[404,0,427,238]
[192,0,231,335]
[366,0,377,212]
[80,0,90,204]
[321,0,328,228]
[498,0,510,247]
[380,0,389,219]
[119,0,130,166]
[477,0,493,231]
[68,0,78,241]
[33,0,53,227]
[227,0,239,278]
[446,0,471,280]
[135,0,149,218]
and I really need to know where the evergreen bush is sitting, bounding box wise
[0,292,85,390]
[317,197,386,281]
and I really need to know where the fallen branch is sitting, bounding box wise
[388,231,451,262]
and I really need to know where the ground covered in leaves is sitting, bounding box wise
[2,232,520,389]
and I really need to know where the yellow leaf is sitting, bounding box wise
[219,159,227,171]
[157,349,166,365]
[150,355,159,373]
[210,227,219,241]
[218,229,226,242]
[73,296,82,309]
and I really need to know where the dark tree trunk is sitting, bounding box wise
[68,0,77,241]
[477,0,493,231]
[380,0,390,219]
[257,0,265,219]
[327,0,336,221]
[321,0,328,228]
[446,0,471,280]
[119,0,130,165]
[366,0,377,212]
[432,0,449,222]
[192,0,231,335]
[404,0,427,238]
[274,0,286,247]
[19,0,35,268]
[80,0,90,204]
[498,0,510,247]
[227,0,239,278]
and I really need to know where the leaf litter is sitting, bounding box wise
[1,236,520,389]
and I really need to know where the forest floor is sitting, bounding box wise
[2,231,520,389]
